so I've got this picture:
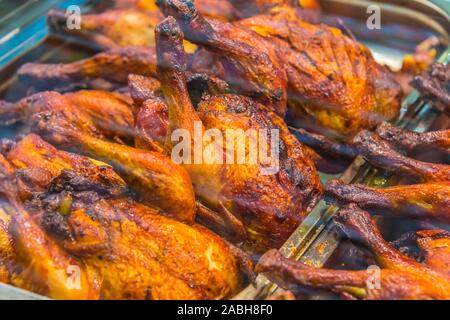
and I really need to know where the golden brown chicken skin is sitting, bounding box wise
[6,138,251,299]
[110,0,237,21]
[5,134,127,199]
[0,90,135,142]
[0,90,197,223]
[411,63,450,115]
[229,0,320,19]
[158,0,288,116]
[256,205,450,300]
[64,90,135,141]
[156,17,322,252]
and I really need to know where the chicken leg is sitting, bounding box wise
[353,130,450,182]
[325,180,450,225]
[411,63,450,115]
[47,8,163,49]
[0,90,135,143]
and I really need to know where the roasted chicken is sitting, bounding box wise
[256,205,450,300]
[0,90,134,141]
[156,17,322,252]
[158,0,402,140]
[326,180,450,226]
[375,122,449,157]
[47,8,163,49]
[18,47,158,92]
[228,0,320,20]
[0,141,251,299]
[46,1,244,51]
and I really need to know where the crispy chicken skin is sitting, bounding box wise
[326,180,450,225]
[109,0,237,21]
[18,130,196,224]
[158,0,402,140]
[0,90,135,142]
[47,9,163,49]
[0,91,196,223]
[235,8,402,140]
[156,17,321,252]
[256,205,450,300]
[64,90,135,140]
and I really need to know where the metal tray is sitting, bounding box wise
[0,0,448,300]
